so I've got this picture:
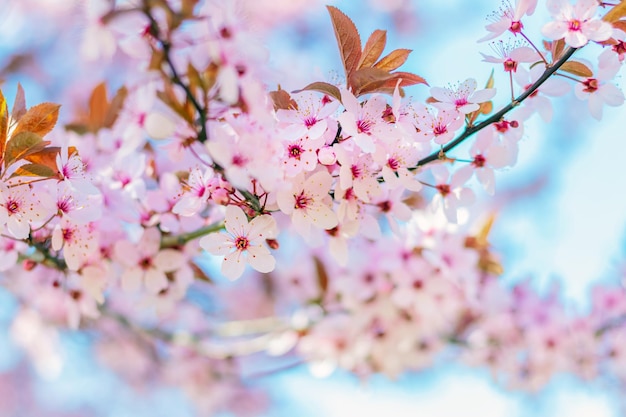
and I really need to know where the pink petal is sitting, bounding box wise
[200,232,233,256]
[144,268,168,294]
[153,249,186,272]
[222,251,247,280]
[246,245,276,273]
[122,267,143,292]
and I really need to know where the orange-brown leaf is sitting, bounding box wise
[374,48,411,72]
[326,6,362,78]
[11,83,26,122]
[349,67,394,96]
[269,88,298,111]
[560,61,593,77]
[293,82,341,102]
[4,132,49,167]
[11,163,58,179]
[388,71,428,87]
[0,90,7,160]
[89,82,108,129]
[313,256,329,296]
[103,86,127,129]
[551,38,566,61]
[603,1,626,23]
[358,29,387,69]
[613,20,626,33]
[23,146,76,171]
[13,102,60,138]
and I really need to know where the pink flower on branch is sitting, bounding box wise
[479,0,538,42]
[542,0,613,48]
[200,206,277,280]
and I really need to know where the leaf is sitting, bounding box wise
[603,1,626,23]
[0,90,7,161]
[551,38,566,62]
[269,88,298,111]
[480,101,493,115]
[181,0,199,17]
[374,48,411,72]
[387,71,428,87]
[11,83,26,122]
[89,82,108,129]
[349,67,394,96]
[560,61,593,77]
[313,256,329,296]
[13,102,60,138]
[326,6,362,78]
[613,20,626,33]
[4,132,48,167]
[293,82,341,102]
[11,163,58,178]
[485,69,495,89]
[23,146,76,171]
[103,86,128,129]
[358,29,387,69]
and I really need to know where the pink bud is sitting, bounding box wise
[317,146,336,165]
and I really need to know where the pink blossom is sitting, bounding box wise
[430,78,496,114]
[200,206,277,280]
[479,0,538,42]
[337,89,389,153]
[276,170,338,238]
[542,0,613,48]
[574,60,625,120]
[114,228,186,293]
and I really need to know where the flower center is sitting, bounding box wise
[473,154,486,168]
[139,256,153,270]
[6,199,20,214]
[387,158,400,171]
[294,191,312,209]
[234,236,249,251]
[433,124,447,136]
[356,119,372,134]
[509,21,523,33]
[288,144,304,160]
[582,78,598,93]
[503,58,517,72]
[303,116,317,128]
[569,19,581,31]
[350,164,362,179]
[437,184,451,196]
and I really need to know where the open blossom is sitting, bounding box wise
[412,104,463,145]
[479,0,538,42]
[337,88,389,153]
[542,0,613,48]
[200,206,277,280]
[430,78,496,115]
[172,168,216,216]
[0,183,48,239]
[574,60,625,120]
[276,91,339,140]
[481,41,538,73]
[114,228,186,293]
[276,170,338,238]
[52,220,98,271]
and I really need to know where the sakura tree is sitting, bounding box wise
[1,0,626,414]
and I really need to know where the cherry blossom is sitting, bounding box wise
[542,0,613,48]
[430,78,496,115]
[479,0,538,42]
[114,228,186,293]
[574,59,625,120]
[200,205,277,279]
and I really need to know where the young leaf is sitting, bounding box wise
[326,6,362,78]
[11,83,26,122]
[89,82,109,129]
[374,48,412,72]
[313,256,329,296]
[0,90,7,160]
[551,39,566,62]
[603,2,626,23]
[358,29,387,69]
[13,103,60,138]
[23,146,76,172]
[11,163,58,178]
[349,67,394,96]
[292,82,341,102]
[613,20,626,33]
[269,88,298,111]
[4,132,48,167]
[560,61,593,77]
[390,72,428,86]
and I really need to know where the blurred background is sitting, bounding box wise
[1,0,625,415]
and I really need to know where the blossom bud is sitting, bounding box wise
[266,239,279,250]
[317,146,336,165]
[22,259,37,271]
